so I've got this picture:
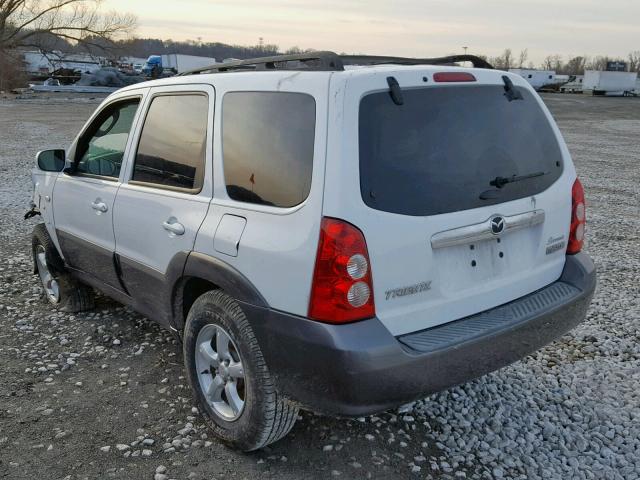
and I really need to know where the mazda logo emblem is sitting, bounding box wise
[490,216,505,235]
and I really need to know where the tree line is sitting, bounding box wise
[59,36,282,62]
[486,48,640,74]
[1,1,639,90]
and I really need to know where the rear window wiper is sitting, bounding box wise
[387,76,404,106]
[489,171,547,188]
[502,75,523,102]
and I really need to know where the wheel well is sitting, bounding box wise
[178,277,219,330]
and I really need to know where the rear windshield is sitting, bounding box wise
[359,85,563,216]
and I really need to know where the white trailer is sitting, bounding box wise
[508,69,556,91]
[22,51,102,75]
[161,54,217,73]
[583,70,637,96]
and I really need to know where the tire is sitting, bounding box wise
[183,290,298,451]
[32,223,94,312]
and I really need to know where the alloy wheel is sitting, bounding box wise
[195,324,246,421]
[35,244,60,303]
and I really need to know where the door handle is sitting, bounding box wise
[162,219,185,236]
[91,200,108,213]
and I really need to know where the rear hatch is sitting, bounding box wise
[332,69,574,336]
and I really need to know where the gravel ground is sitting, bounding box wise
[0,92,638,480]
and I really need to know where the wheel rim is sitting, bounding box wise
[195,324,246,421]
[35,245,60,303]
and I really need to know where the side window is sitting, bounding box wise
[131,94,208,192]
[75,99,140,178]
[222,92,315,207]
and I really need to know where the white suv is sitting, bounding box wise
[28,52,596,451]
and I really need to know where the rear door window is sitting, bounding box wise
[359,85,563,216]
[132,94,208,192]
[222,92,316,207]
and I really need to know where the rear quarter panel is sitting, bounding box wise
[193,72,332,316]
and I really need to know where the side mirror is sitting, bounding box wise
[36,149,66,172]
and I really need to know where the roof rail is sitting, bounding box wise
[178,51,493,76]
[341,54,493,70]
[178,51,344,76]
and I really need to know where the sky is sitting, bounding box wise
[102,0,640,65]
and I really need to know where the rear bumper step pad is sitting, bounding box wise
[398,281,580,353]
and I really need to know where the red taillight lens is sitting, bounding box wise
[308,218,375,323]
[433,72,476,82]
[567,178,586,254]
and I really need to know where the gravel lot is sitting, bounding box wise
[0,92,638,480]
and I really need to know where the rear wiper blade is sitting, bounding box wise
[387,76,404,105]
[502,75,523,102]
[489,171,547,188]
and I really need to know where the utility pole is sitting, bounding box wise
[463,46,468,55]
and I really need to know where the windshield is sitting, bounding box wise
[359,85,563,216]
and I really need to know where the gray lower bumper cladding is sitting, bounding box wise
[243,252,596,416]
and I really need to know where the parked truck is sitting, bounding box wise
[560,75,584,94]
[583,70,637,96]
[143,54,217,77]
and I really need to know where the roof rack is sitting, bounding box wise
[341,54,493,70]
[178,51,493,76]
[178,51,344,75]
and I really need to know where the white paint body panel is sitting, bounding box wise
[114,185,211,272]
[324,68,576,336]
[52,174,119,254]
[214,215,247,257]
[44,87,149,257]
[35,66,580,338]
[113,84,215,275]
[192,72,329,316]
[31,166,59,250]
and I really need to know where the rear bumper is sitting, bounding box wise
[244,252,596,416]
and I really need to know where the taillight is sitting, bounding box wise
[567,178,586,254]
[308,218,375,323]
[433,72,476,82]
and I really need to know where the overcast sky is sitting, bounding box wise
[104,0,639,64]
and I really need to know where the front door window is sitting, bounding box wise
[75,99,140,179]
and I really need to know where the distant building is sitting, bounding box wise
[606,61,627,72]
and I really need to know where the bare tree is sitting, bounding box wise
[502,48,513,69]
[586,56,609,71]
[563,56,587,75]
[628,51,640,73]
[0,0,136,53]
[0,46,26,89]
[541,54,563,72]
[518,48,528,68]
[488,48,514,70]
[284,46,317,55]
